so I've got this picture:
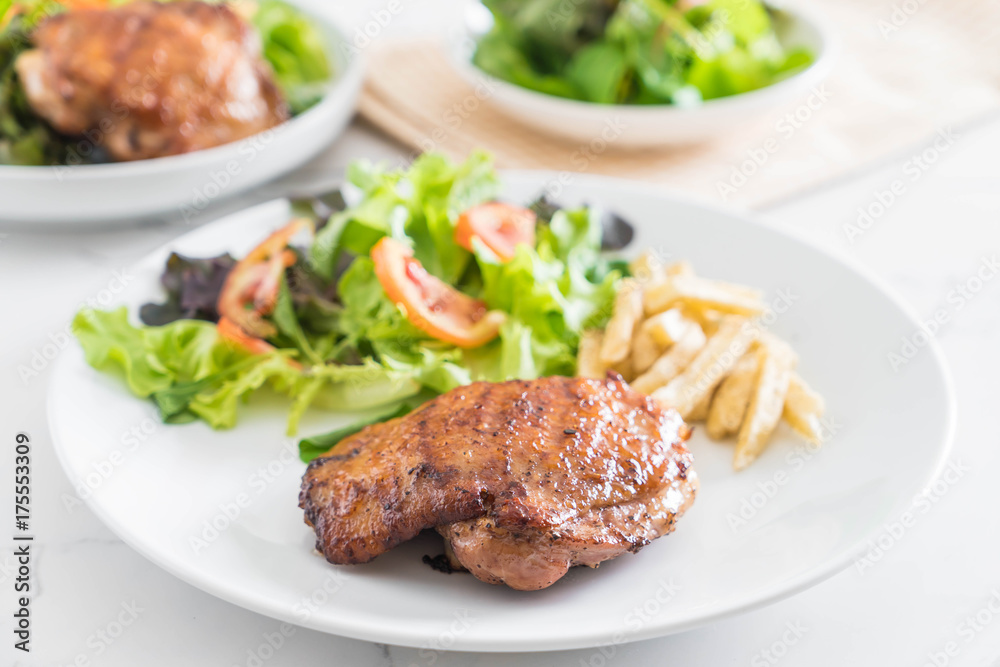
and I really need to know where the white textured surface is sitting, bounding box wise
[3,2,1000,661]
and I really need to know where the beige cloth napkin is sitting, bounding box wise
[358,0,1000,209]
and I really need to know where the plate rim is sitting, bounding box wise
[46,171,957,651]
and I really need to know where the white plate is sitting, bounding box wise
[48,172,954,652]
[0,6,363,226]
[451,2,838,147]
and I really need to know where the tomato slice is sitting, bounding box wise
[455,202,536,262]
[371,237,505,348]
[218,317,303,368]
[217,218,310,339]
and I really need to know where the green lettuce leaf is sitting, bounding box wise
[334,256,424,348]
[565,41,629,104]
[471,206,620,381]
[272,277,322,365]
[311,151,499,283]
[297,392,435,463]
[74,308,420,434]
[252,0,333,114]
[74,307,205,397]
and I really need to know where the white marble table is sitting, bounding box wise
[4,42,1000,661]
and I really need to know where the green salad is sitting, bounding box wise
[73,152,633,461]
[0,0,331,166]
[472,0,813,105]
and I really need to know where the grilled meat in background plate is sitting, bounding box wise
[14,1,288,161]
[300,376,697,591]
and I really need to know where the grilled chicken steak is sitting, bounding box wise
[15,1,287,161]
[300,376,697,591]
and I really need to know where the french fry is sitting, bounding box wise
[631,324,664,375]
[600,279,643,365]
[644,275,765,318]
[682,306,723,336]
[602,256,827,470]
[733,338,798,471]
[782,373,826,445]
[634,258,693,297]
[630,325,707,394]
[641,308,694,348]
[688,388,714,422]
[665,260,695,278]
[651,316,759,419]
[706,353,760,439]
[629,250,668,285]
[577,330,607,379]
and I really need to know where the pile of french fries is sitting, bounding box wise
[577,252,826,471]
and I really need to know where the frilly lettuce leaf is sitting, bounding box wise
[311,151,499,284]
[251,0,333,114]
[73,307,418,435]
[471,206,621,381]
[473,0,814,105]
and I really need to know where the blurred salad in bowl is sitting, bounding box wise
[472,0,814,106]
[451,0,833,146]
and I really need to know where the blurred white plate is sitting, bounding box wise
[0,5,363,226]
[48,172,953,651]
[451,2,838,147]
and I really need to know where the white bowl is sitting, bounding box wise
[451,2,838,148]
[0,5,364,226]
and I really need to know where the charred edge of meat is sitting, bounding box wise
[421,554,459,574]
